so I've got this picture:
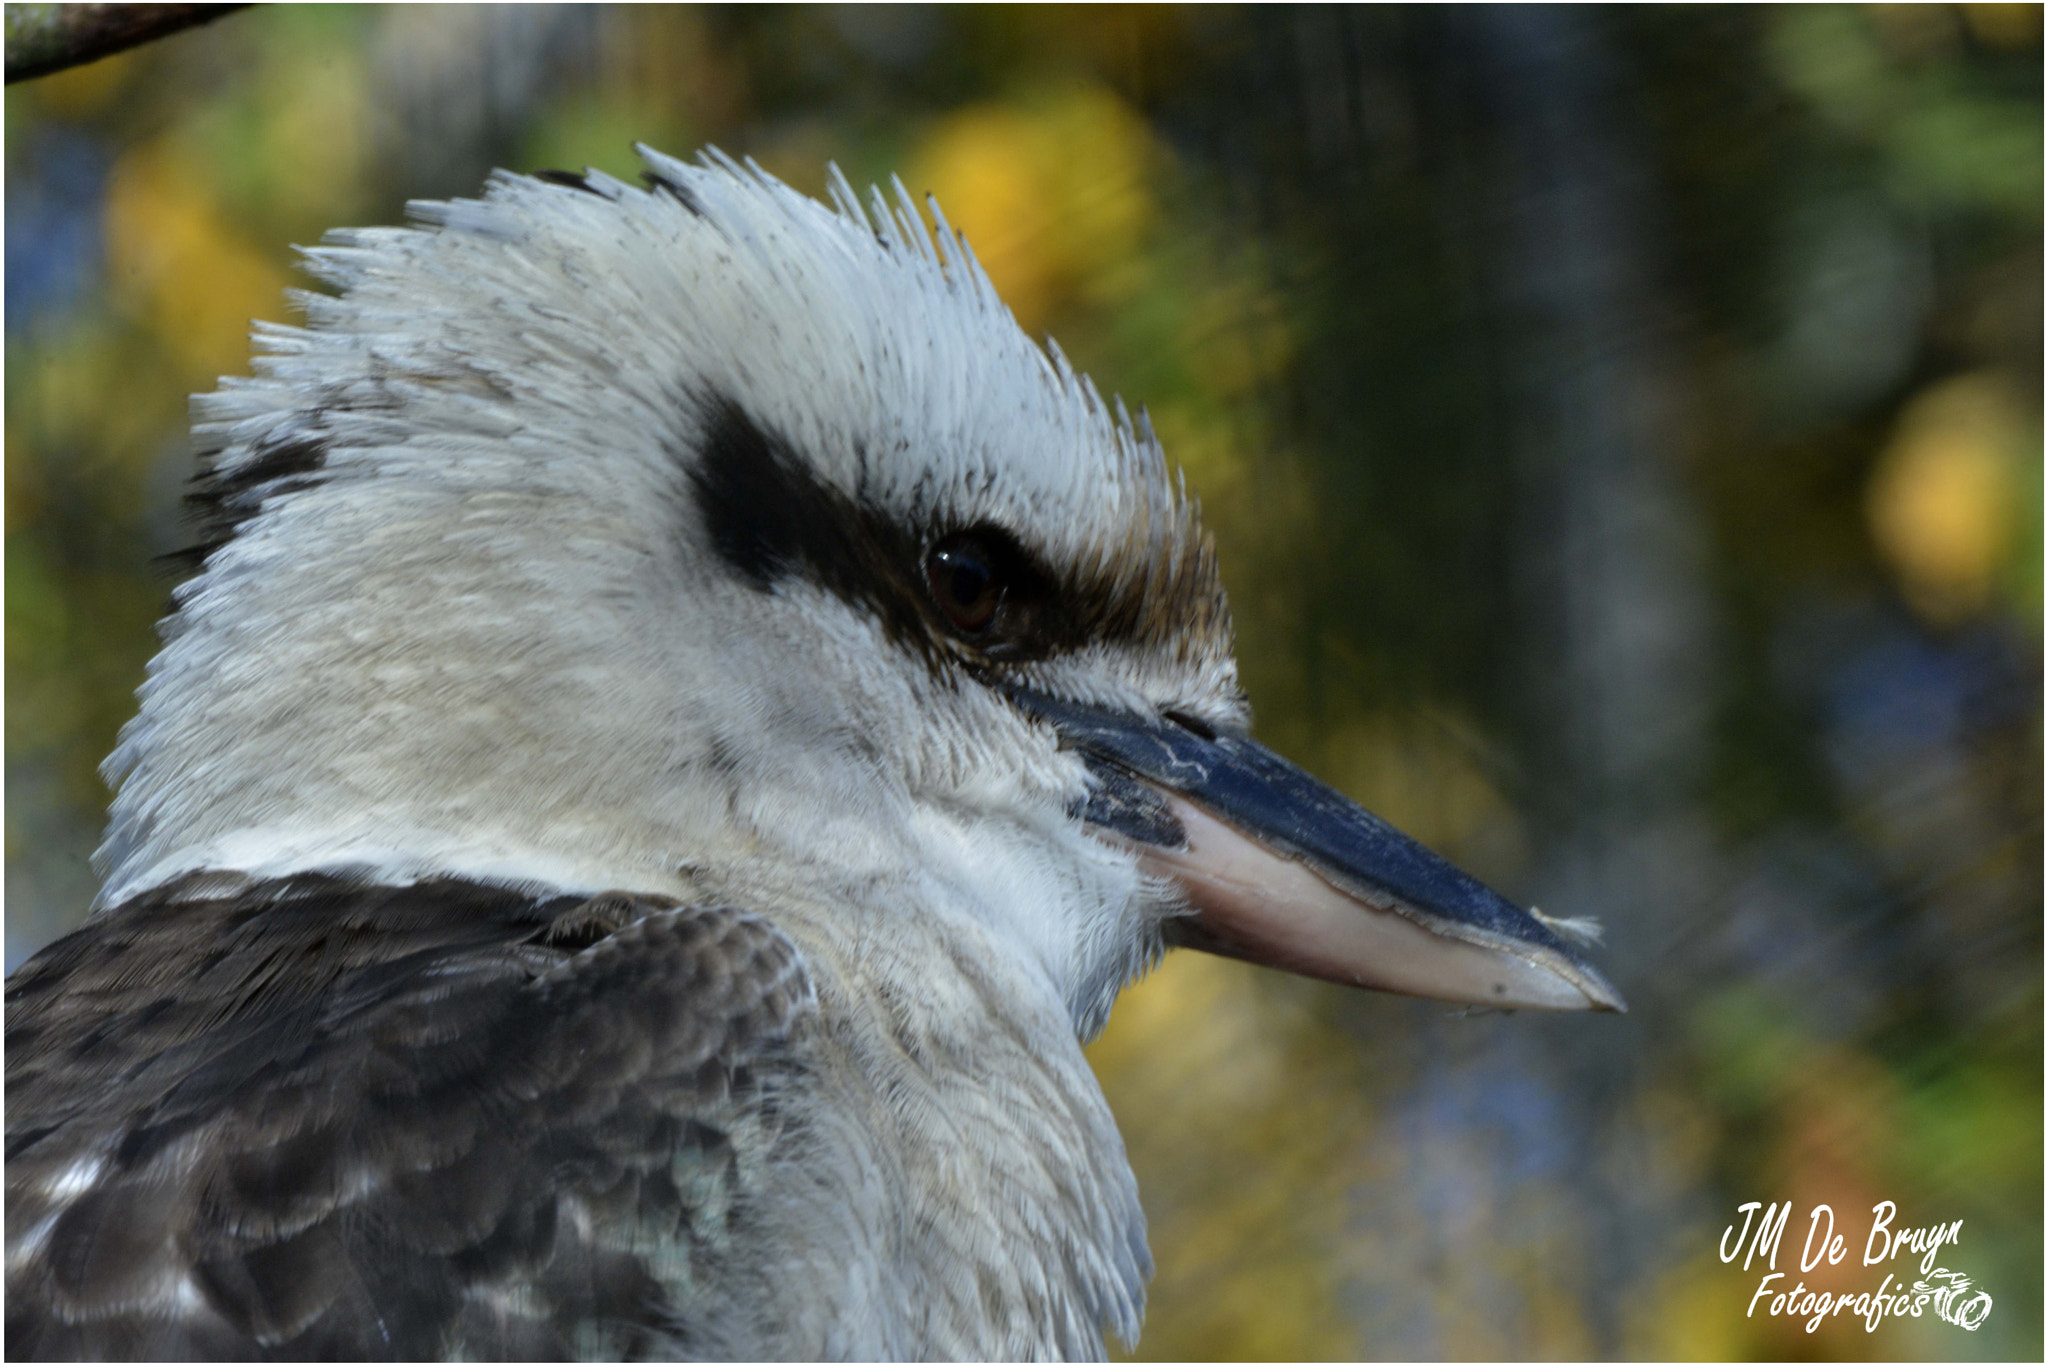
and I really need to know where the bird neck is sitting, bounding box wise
[748,874,1151,1358]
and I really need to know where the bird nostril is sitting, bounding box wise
[1162,710,1217,742]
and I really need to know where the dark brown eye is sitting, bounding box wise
[926,535,1004,634]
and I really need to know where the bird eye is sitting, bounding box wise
[926,535,1004,634]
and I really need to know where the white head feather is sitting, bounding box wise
[97,147,1240,1042]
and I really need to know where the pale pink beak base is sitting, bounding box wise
[1141,796,1626,1013]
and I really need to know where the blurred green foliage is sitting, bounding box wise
[5,6,2039,1359]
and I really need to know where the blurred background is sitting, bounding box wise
[5,5,2040,1358]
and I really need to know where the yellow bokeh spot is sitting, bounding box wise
[1865,371,2030,625]
[907,85,1157,333]
[1090,949,1369,1361]
[914,108,1058,327]
[1959,2,2043,49]
[102,140,293,384]
[1088,951,1292,1118]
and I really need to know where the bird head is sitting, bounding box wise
[99,147,1619,1038]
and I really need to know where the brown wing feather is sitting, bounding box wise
[5,875,815,1361]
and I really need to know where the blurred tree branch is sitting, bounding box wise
[6,3,244,84]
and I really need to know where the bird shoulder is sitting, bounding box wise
[5,875,815,1360]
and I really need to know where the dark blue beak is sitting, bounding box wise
[1014,688,1624,1013]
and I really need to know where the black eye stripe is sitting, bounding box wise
[682,387,1223,666]
[688,391,927,649]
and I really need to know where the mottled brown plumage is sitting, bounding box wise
[7,877,813,1359]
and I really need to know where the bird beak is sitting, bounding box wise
[1012,689,1625,1014]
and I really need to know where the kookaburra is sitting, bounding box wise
[6,147,1622,1360]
